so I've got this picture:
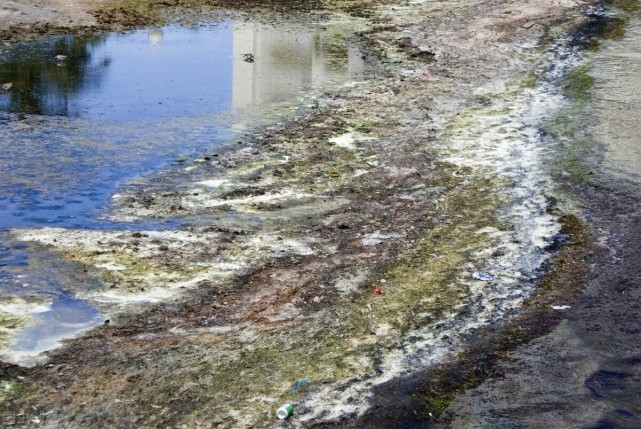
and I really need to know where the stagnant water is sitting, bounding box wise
[592,16,641,184]
[0,19,370,361]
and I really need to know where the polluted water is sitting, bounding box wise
[0,18,372,364]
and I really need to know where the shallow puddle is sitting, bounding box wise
[592,18,641,183]
[0,18,370,362]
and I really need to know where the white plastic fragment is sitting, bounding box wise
[472,271,495,282]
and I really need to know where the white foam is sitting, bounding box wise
[197,179,228,188]
[96,263,127,271]
[329,130,376,150]
[197,189,312,208]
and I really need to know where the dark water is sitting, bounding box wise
[0,20,368,359]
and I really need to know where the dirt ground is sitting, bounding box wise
[1,0,640,428]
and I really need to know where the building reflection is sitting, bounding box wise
[232,23,365,109]
[148,29,164,45]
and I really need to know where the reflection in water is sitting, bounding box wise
[0,20,371,361]
[232,22,364,109]
[0,24,234,122]
[148,29,164,45]
[0,34,109,116]
[593,18,641,183]
[11,296,102,354]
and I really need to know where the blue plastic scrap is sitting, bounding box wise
[473,271,495,282]
[290,379,310,393]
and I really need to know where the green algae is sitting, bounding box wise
[562,65,594,103]
[63,245,204,291]
[441,113,479,139]
[586,0,640,51]
[0,378,27,402]
[325,36,350,69]
[380,179,505,333]
[600,15,627,40]
[544,62,597,185]
[522,73,539,89]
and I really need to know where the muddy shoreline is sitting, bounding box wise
[2,0,640,427]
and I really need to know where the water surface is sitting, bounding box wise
[0,21,366,229]
[592,18,641,183]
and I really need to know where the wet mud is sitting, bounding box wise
[1,0,640,428]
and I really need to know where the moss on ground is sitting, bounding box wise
[562,65,594,103]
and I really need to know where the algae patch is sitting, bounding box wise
[562,64,595,103]
[545,62,597,184]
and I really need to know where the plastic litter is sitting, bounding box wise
[290,379,309,393]
[473,271,495,282]
[276,404,294,420]
[373,287,382,295]
[551,305,571,310]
